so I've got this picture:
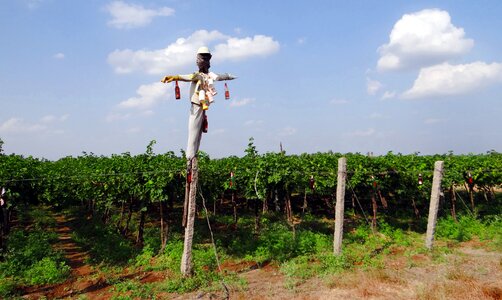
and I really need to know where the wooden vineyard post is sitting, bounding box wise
[181,157,198,276]
[425,161,444,250]
[334,157,347,255]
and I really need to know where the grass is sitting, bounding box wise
[67,209,138,266]
[436,214,502,250]
[2,199,501,298]
[0,206,71,298]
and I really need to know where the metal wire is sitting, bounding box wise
[347,181,371,226]
[0,169,184,184]
[198,186,230,299]
[454,190,475,217]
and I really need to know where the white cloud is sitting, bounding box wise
[41,114,69,123]
[126,127,141,134]
[229,98,255,107]
[105,112,132,123]
[424,118,447,124]
[0,118,46,133]
[118,82,168,110]
[278,127,297,136]
[105,1,174,29]
[330,98,349,105]
[377,9,474,71]
[41,115,56,123]
[208,128,226,135]
[402,62,502,99]
[347,128,376,137]
[297,37,306,45]
[367,78,382,95]
[53,53,65,59]
[25,0,43,9]
[369,113,385,119]
[381,91,396,100]
[107,30,279,74]
[213,35,280,61]
[244,120,264,126]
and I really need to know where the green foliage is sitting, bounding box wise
[0,229,60,276]
[437,215,502,250]
[0,228,70,295]
[0,277,16,298]
[0,142,500,296]
[24,257,71,285]
[254,223,296,262]
[69,214,137,265]
[134,245,155,268]
[110,279,155,299]
[152,240,223,293]
[296,230,331,255]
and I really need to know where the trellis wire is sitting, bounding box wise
[198,186,230,299]
[454,190,475,217]
[347,180,371,226]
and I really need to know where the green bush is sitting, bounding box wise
[255,223,296,262]
[134,245,155,268]
[155,240,184,271]
[0,277,16,298]
[296,230,331,255]
[436,215,502,250]
[24,257,71,285]
[437,215,482,242]
[0,226,70,291]
[319,254,351,274]
[69,215,136,265]
[0,229,60,277]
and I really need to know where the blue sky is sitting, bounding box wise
[1,0,501,159]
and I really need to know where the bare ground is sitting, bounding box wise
[19,214,502,300]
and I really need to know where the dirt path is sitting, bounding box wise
[18,213,502,299]
[21,213,113,299]
[227,242,502,300]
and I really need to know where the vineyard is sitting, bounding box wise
[0,139,501,299]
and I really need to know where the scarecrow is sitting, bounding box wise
[161,47,236,275]
[161,46,236,161]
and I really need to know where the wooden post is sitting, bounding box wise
[334,157,347,255]
[181,157,198,276]
[425,161,444,250]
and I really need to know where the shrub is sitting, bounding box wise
[0,277,16,298]
[24,257,71,285]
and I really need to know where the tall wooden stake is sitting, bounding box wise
[425,161,444,250]
[334,157,347,255]
[181,157,198,276]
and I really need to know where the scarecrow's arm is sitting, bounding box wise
[214,73,236,81]
[161,73,197,83]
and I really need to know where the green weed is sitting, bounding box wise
[68,211,137,265]
[0,277,16,298]
[0,210,70,296]
[111,279,155,299]
[24,257,71,285]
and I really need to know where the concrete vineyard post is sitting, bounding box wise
[181,157,198,276]
[425,161,444,250]
[334,157,347,255]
